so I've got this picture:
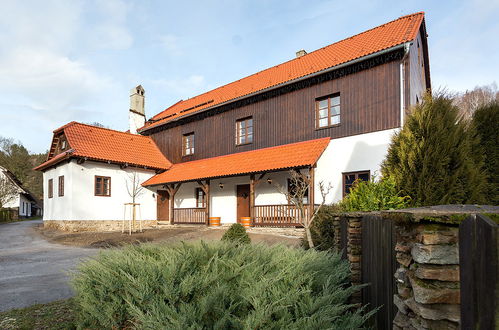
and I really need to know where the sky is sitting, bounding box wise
[0,0,498,154]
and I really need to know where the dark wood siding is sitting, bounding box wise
[150,60,402,163]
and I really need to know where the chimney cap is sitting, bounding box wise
[296,49,307,58]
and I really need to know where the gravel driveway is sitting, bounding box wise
[0,220,97,312]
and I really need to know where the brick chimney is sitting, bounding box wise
[296,49,307,58]
[129,85,145,134]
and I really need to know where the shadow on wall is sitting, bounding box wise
[343,139,391,177]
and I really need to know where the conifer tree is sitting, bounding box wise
[381,93,487,206]
[472,101,499,204]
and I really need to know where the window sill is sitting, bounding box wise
[236,142,253,147]
[315,124,341,131]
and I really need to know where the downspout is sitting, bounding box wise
[400,42,411,126]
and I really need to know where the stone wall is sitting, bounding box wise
[393,223,460,329]
[44,220,158,232]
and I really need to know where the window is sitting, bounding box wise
[48,179,53,198]
[287,178,309,204]
[343,170,370,197]
[236,117,253,145]
[61,140,67,150]
[182,133,195,156]
[95,176,111,196]
[58,176,64,197]
[316,94,340,128]
[195,188,206,208]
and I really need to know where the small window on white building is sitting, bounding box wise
[95,176,111,196]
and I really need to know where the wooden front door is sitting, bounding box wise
[157,190,170,221]
[236,184,250,221]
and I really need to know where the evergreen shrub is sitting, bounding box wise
[472,101,499,204]
[72,242,372,329]
[221,223,251,244]
[339,176,410,212]
[381,93,487,206]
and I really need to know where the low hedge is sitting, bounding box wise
[72,242,372,329]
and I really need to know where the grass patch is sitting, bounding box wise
[0,299,76,330]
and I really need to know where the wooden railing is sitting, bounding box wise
[253,204,309,227]
[173,208,207,224]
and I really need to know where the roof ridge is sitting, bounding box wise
[171,137,331,167]
[149,12,425,124]
[64,122,153,140]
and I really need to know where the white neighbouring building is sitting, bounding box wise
[0,165,41,218]
[36,12,430,231]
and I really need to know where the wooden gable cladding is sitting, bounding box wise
[148,53,403,164]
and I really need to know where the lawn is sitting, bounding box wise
[0,299,75,330]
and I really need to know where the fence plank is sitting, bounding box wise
[361,215,397,329]
[460,214,498,329]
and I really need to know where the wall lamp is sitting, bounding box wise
[267,178,272,184]
[219,182,224,189]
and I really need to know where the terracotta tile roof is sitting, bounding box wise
[142,138,330,186]
[35,122,172,171]
[142,12,424,132]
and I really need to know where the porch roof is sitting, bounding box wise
[142,138,330,186]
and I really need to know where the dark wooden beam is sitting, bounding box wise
[309,167,315,216]
[250,174,255,225]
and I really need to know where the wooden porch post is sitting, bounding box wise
[250,174,255,225]
[197,180,210,225]
[166,183,181,225]
[309,167,315,217]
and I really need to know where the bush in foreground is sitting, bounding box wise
[221,223,251,244]
[72,242,372,329]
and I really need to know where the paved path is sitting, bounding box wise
[0,220,97,312]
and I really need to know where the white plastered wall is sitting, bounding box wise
[314,128,399,203]
[43,160,157,221]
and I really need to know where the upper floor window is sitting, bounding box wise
[316,94,340,128]
[343,170,370,197]
[236,117,253,145]
[58,176,64,197]
[195,188,206,208]
[182,132,195,156]
[95,176,111,196]
[48,179,53,198]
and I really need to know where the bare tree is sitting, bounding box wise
[125,171,145,232]
[453,83,499,119]
[125,171,145,204]
[275,170,332,248]
[0,174,17,209]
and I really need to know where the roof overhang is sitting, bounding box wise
[142,138,330,186]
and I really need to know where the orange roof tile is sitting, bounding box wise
[142,138,330,186]
[35,122,172,171]
[142,12,424,132]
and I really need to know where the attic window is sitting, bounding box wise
[61,140,67,150]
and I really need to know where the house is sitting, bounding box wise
[0,165,42,219]
[35,12,430,230]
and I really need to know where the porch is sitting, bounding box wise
[142,138,331,228]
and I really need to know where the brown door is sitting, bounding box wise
[157,190,170,221]
[236,184,250,221]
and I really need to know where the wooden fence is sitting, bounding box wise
[253,204,308,227]
[173,208,207,224]
[459,214,498,330]
[360,215,397,329]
